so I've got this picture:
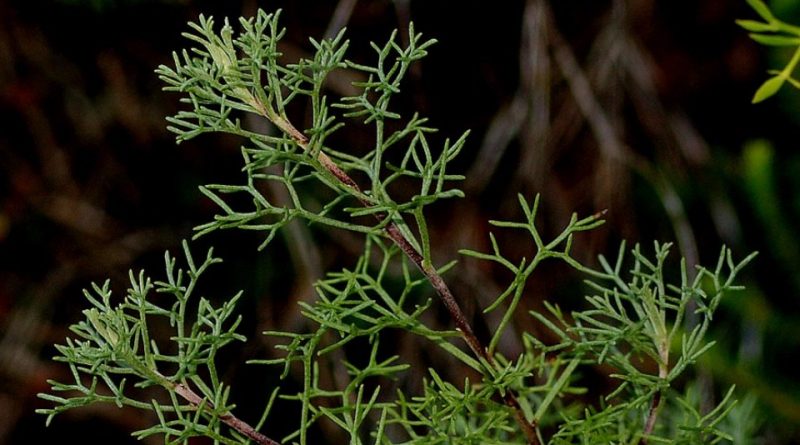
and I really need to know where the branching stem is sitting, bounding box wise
[253,95,538,444]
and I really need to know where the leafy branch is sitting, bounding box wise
[529,244,756,443]
[37,241,279,445]
[463,195,756,443]
[157,9,543,442]
[38,7,761,445]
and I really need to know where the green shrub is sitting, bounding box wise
[38,9,760,445]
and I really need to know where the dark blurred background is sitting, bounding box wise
[2,0,800,443]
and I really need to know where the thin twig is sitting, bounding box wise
[639,390,662,445]
[517,0,552,189]
[171,381,281,445]
[639,346,669,445]
[324,0,358,40]
[466,94,527,192]
[548,13,624,164]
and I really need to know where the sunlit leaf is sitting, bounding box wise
[752,76,785,103]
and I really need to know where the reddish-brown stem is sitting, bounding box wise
[171,381,281,445]
[639,390,662,445]
[263,104,539,445]
[639,348,669,445]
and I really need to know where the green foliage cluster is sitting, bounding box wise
[38,243,259,443]
[39,8,762,445]
[738,0,800,102]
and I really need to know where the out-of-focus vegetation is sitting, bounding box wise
[2,0,800,443]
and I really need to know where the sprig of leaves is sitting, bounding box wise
[460,194,606,355]
[156,10,463,256]
[738,0,800,102]
[37,241,280,445]
[527,243,756,443]
[463,197,757,443]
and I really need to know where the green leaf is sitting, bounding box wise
[746,0,776,22]
[736,19,777,32]
[749,33,800,46]
[752,76,785,103]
